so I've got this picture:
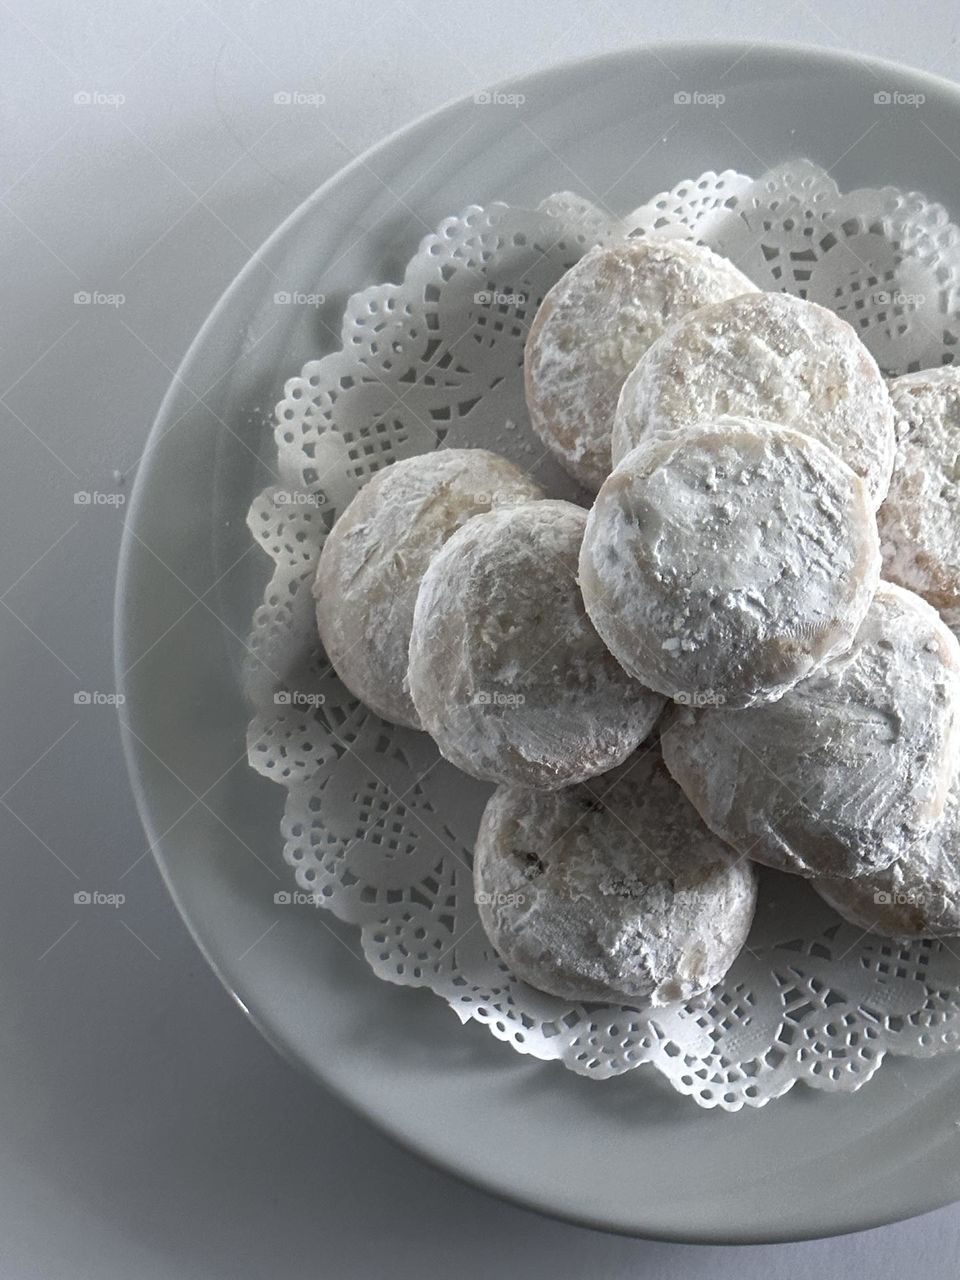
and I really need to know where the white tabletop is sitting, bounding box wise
[5,1,960,1275]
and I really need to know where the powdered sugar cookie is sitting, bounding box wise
[613,292,896,508]
[879,368,960,632]
[814,773,960,938]
[474,746,758,1004]
[661,583,960,880]
[314,448,543,729]
[524,240,756,491]
[579,417,881,709]
[407,499,665,788]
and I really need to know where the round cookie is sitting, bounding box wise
[314,448,543,729]
[579,417,881,709]
[473,746,759,1004]
[661,583,960,880]
[613,292,896,508]
[524,239,756,492]
[814,774,960,939]
[407,499,665,788]
[879,367,960,633]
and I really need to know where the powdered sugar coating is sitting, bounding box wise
[814,773,960,939]
[662,583,960,880]
[579,417,882,709]
[524,240,756,492]
[407,500,665,788]
[879,367,960,632]
[474,746,758,1004]
[314,449,543,728]
[613,292,896,508]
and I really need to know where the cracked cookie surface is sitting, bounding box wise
[474,746,758,1003]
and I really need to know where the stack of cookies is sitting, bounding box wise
[312,235,960,1007]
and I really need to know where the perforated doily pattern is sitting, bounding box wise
[245,164,960,1110]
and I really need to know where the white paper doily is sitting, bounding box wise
[244,162,960,1110]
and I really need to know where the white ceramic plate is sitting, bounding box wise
[115,42,960,1242]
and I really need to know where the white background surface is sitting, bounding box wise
[4,2,960,1275]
